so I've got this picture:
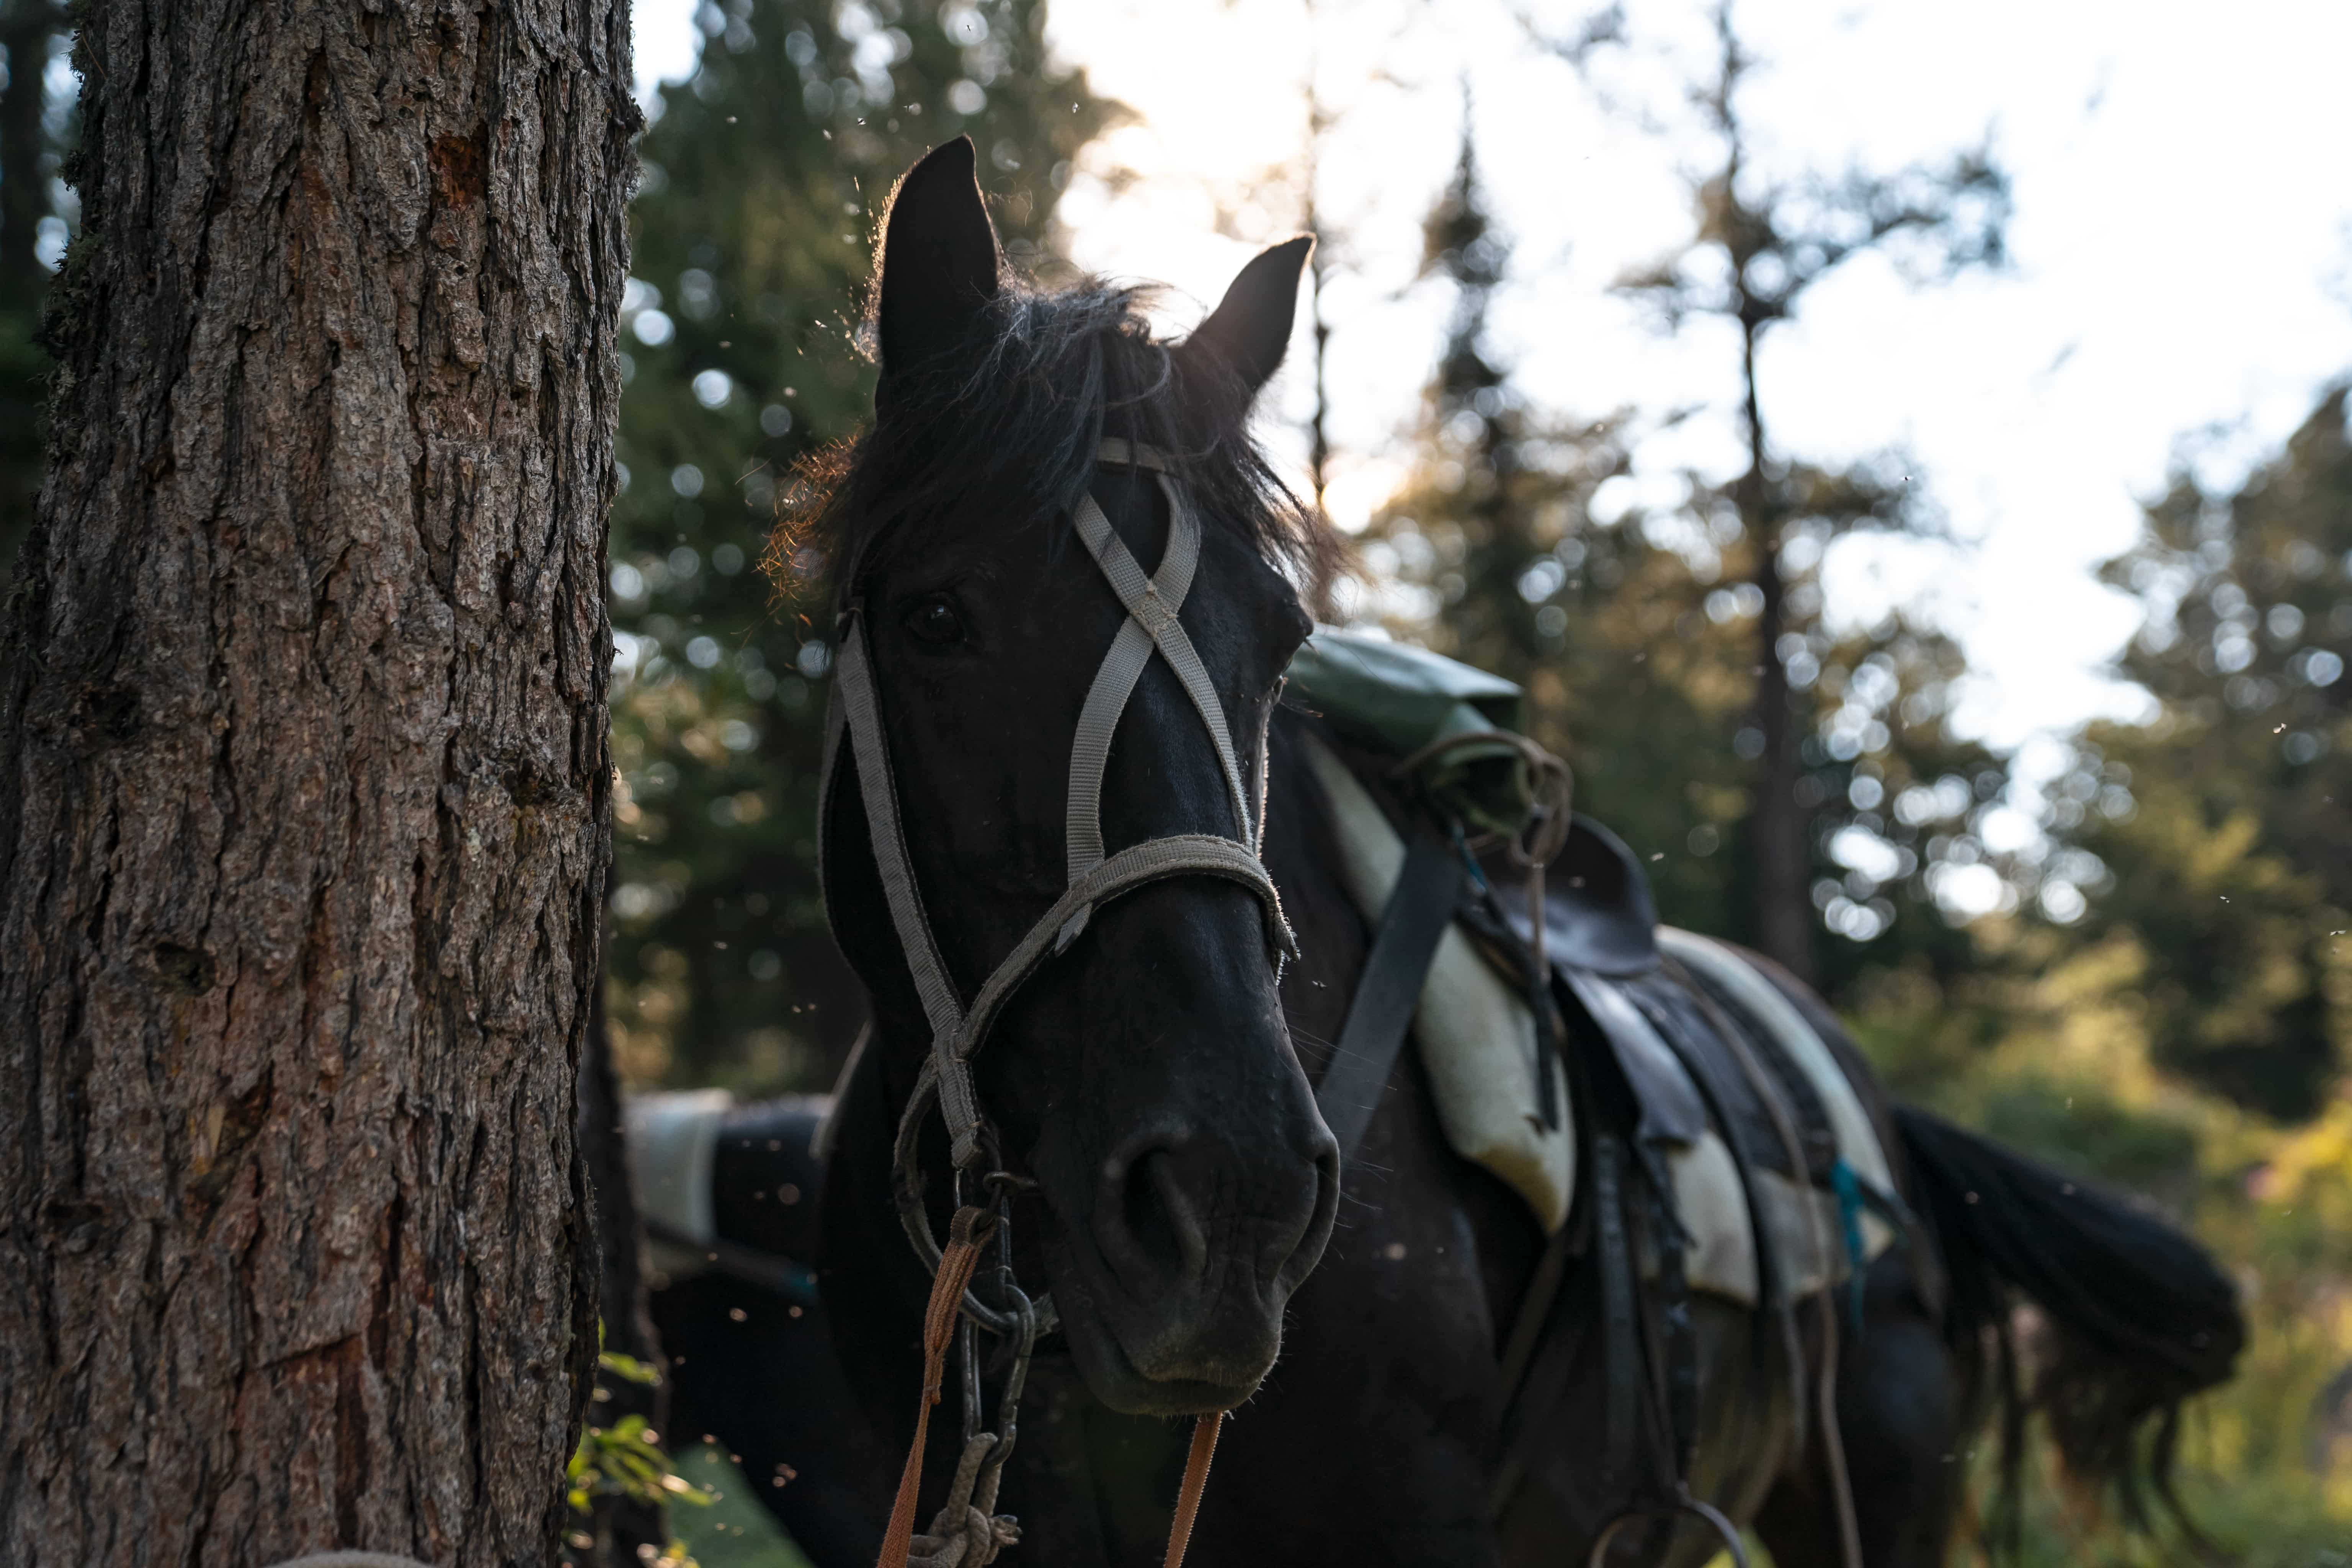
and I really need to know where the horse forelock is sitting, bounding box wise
[768,275,1342,609]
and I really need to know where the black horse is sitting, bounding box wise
[684,137,2243,1568]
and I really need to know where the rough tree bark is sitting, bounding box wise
[0,0,637,1559]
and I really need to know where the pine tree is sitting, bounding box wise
[1369,108,2014,1004]
[2048,387,2352,1119]
[1530,0,2009,984]
[606,0,1119,1089]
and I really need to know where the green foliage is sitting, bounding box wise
[567,1409,712,1518]
[2043,388,2352,1119]
[565,1352,712,1568]
[608,0,1119,1090]
[597,1348,665,1387]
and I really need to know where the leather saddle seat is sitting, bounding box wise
[1469,813,1660,980]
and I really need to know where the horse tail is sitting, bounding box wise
[1892,1103,2243,1552]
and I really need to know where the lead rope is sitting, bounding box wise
[1162,1413,1223,1568]
[880,1207,1001,1568]
[875,1217,1223,1568]
[1392,726,1573,1122]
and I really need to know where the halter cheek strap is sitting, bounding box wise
[823,440,1297,1179]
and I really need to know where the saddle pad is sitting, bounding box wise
[1307,735,1895,1305]
[1657,928,1896,1202]
[1600,940,1895,1303]
[625,1088,736,1277]
[1303,735,1576,1232]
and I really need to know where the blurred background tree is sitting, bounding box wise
[2050,388,2352,1121]
[0,0,71,579]
[606,0,1119,1094]
[1863,385,2352,1566]
[1523,0,2010,987]
[1363,104,2017,1017]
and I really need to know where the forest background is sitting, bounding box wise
[1,0,2348,1561]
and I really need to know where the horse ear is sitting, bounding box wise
[1178,236,1313,406]
[876,138,1001,378]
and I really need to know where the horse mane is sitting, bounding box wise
[767,274,1343,608]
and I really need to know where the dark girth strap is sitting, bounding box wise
[1315,832,1463,1161]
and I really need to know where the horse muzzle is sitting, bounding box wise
[1054,1118,1339,1415]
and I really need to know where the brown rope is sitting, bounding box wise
[1160,1412,1222,1568]
[878,1205,998,1568]
[878,1210,1222,1568]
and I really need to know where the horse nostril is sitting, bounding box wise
[1098,1130,1210,1291]
[1094,1119,1338,1311]
[1128,1148,1209,1280]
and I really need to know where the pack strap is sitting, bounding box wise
[1313,831,1462,1160]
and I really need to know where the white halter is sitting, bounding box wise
[822,439,1297,1189]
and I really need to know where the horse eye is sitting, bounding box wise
[906,595,967,646]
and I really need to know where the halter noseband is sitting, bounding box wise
[822,438,1298,1315]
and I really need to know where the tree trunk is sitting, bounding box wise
[0,0,638,1560]
[1737,323,1815,985]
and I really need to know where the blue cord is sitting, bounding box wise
[1830,1157,1868,1330]
[1449,819,1491,893]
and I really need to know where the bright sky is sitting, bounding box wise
[635,0,2352,757]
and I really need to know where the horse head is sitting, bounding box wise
[806,139,1341,1416]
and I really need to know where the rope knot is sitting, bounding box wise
[905,1431,1021,1568]
[908,1503,1019,1568]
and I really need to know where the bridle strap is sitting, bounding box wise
[1066,476,1259,884]
[834,627,963,1049]
[827,441,1291,1173]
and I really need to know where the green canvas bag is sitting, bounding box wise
[1282,626,1538,837]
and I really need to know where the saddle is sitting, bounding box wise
[1291,628,1909,1544]
[1304,729,1892,1303]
